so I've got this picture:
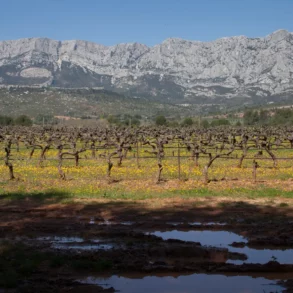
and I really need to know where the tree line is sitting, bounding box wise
[155,115,232,128]
[0,115,33,126]
[243,108,293,126]
[2,107,293,128]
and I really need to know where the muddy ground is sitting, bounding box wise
[1,197,293,292]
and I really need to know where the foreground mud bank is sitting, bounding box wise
[1,198,293,292]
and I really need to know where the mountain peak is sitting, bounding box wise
[266,29,291,41]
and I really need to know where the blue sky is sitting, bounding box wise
[1,0,293,46]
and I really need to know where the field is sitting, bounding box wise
[2,125,293,292]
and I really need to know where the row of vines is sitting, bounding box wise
[1,126,293,184]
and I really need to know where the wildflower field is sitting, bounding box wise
[1,125,293,203]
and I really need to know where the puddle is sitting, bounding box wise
[166,222,227,227]
[152,230,293,265]
[34,236,116,251]
[189,222,227,226]
[52,243,114,251]
[152,230,246,247]
[98,219,112,226]
[228,246,293,265]
[120,221,135,226]
[36,236,84,243]
[98,220,134,226]
[78,274,284,293]
[166,222,184,226]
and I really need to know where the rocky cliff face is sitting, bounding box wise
[0,30,292,103]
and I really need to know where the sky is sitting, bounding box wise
[1,0,293,46]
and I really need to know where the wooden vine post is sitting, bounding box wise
[57,145,66,180]
[136,141,140,168]
[252,160,259,183]
[177,142,181,180]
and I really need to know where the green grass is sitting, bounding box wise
[0,190,70,202]
[1,186,293,203]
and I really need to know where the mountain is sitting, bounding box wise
[0,30,293,105]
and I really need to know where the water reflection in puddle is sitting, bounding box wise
[166,222,227,227]
[166,222,184,226]
[153,230,245,247]
[228,246,293,265]
[98,220,134,226]
[79,274,283,293]
[34,236,115,251]
[52,243,114,250]
[189,222,227,226]
[37,236,84,243]
[121,221,135,226]
[152,230,293,265]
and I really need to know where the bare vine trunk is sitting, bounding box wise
[39,145,50,168]
[237,154,246,168]
[157,162,163,183]
[29,147,35,159]
[75,154,79,167]
[265,147,277,168]
[4,147,15,180]
[107,152,116,180]
[58,160,66,180]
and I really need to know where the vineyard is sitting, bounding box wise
[1,125,293,188]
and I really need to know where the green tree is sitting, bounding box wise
[259,109,269,125]
[134,114,142,119]
[210,119,230,127]
[0,115,14,126]
[271,109,293,125]
[35,114,58,125]
[124,118,141,127]
[155,115,167,126]
[107,115,119,124]
[181,117,193,127]
[14,115,33,126]
[243,110,259,126]
[131,118,141,127]
[201,120,209,129]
